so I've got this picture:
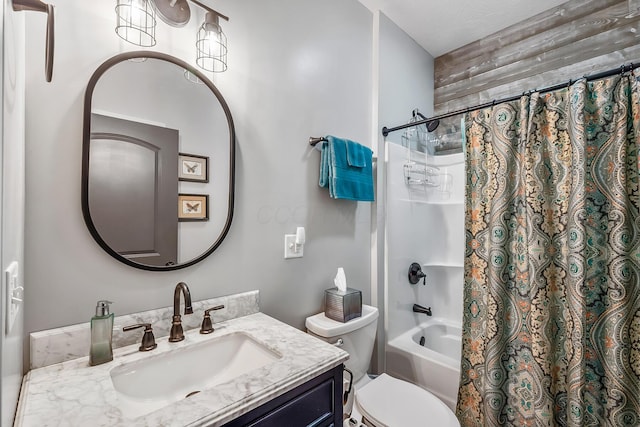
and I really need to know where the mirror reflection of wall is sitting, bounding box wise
[84,54,234,269]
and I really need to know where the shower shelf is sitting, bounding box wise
[403,162,444,187]
[422,263,464,268]
[398,198,463,206]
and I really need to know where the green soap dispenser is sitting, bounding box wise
[89,300,114,366]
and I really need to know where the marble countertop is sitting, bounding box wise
[15,313,349,427]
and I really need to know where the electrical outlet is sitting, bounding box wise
[5,261,22,335]
[284,234,303,259]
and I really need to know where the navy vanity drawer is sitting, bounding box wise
[221,365,342,427]
[248,378,334,426]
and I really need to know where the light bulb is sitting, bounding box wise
[129,0,143,24]
[205,29,218,44]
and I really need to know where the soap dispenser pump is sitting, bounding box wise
[89,300,114,366]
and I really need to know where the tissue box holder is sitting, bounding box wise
[324,287,362,323]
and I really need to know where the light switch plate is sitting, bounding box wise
[284,234,303,259]
[5,261,21,335]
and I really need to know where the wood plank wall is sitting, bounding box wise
[434,0,640,114]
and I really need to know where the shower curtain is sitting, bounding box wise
[456,71,640,427]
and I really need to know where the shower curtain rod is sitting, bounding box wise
[381,62,640,137]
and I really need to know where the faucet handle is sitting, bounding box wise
[408,263,426,285]
[200,305,225,334]
[123,323,157,351]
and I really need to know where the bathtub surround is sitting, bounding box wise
[16,311,348,427]
[373,11,436,373]
[30,290,259,369]
[383,141,465,408]
[458,72,640,426]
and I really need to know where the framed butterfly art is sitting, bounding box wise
[178,194,209,221]
[178,153,209,183]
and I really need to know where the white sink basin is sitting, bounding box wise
[110,331,282,419]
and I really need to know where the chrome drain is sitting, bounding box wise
[185,390,201,398]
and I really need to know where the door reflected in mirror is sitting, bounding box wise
[82,52,235,271]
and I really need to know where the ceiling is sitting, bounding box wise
[358,0,568,57]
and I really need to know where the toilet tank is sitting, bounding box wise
[306,305,379,383]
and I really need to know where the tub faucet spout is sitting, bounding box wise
[413,304,432,316]
[169,282,193,342]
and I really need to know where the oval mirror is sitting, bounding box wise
[82,51,235,271]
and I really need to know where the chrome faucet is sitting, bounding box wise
[169,282,193,342]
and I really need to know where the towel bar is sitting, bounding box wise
[309,136,327,147]
[309,136,377,162]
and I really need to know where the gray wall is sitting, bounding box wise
[1,2,26,425]
[378,13,434,140]
[24,0,373,348]
[373,12,434,371]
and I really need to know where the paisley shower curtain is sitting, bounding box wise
[456,71,640,427]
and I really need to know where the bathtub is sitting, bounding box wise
[386,317,462,410]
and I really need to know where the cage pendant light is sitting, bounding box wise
[115,0,156,47]
[196,11,227,73]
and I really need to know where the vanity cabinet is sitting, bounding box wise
[222,365,343,427]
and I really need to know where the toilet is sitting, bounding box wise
[306,304,460,427]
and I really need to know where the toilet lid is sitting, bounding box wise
[355,374,460,427]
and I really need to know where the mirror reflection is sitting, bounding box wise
[82,52,235,271]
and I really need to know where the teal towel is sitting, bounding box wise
[318,136,374,202]
[319,141,330,190]
[346,140,366,167]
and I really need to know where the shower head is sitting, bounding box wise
[426,119,439,132]
[412,109,440,133]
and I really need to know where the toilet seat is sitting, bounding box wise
[355,374,459,427]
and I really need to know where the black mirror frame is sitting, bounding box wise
[81,51,236,271]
